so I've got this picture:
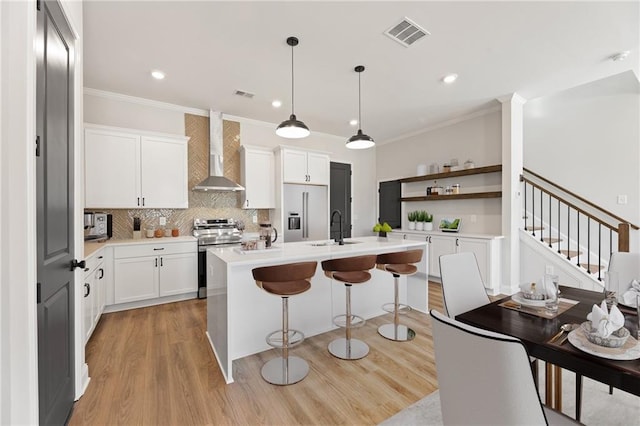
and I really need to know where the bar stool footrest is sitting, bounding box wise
[381,302,412,315]
[266,329,305,349]
[332,313,366,329]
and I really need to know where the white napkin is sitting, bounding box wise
[586,301,625,338]
[621,279,640,307]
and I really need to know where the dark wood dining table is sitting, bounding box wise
[456,286,640,413]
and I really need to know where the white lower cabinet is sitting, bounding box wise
[113,241,197,304]
[398,231,502,295]
[83,252,106,344]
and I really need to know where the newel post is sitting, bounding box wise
[618,223,630,252]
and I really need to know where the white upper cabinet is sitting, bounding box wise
[140,135,188,208]
[281,148,329,185]
[240,145,275,209]
[84,124,189,209]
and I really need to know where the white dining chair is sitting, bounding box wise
[608,251,640,295]
[430,309,580,426]
[438,252,489,318]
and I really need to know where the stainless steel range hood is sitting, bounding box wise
[193,110,245,192]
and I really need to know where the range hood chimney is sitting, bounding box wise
[193,110,245,192]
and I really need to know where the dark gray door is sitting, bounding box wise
[36,1,76,424]
[378,180,401,228]
[330,162,351,239]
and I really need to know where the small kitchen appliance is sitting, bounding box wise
[84,212,112,241]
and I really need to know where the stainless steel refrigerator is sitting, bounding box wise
[283,184,329,242]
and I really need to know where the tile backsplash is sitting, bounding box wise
[100,114,268,240]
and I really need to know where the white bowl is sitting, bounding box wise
[580,321,630,348]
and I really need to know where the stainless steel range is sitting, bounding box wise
[193,218,242,298]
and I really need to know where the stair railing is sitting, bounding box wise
[521,168,638,280]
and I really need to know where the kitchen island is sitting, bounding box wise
[206,236,428,383]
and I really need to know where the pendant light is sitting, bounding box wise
[276,36,310,139]
[346,65,375,149]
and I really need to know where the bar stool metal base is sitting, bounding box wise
[378,323,416,342]
[261,355,309,385]
[328,338,369,360]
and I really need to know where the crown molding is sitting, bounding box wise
[379,104,502,146]
[83,88,209,116]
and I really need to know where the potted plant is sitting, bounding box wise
[416,211,425,231]
[408,211,417,230]
[373,222,393,237]
[424,212,434,231]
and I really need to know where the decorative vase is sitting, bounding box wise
[378,231,387,238]
[424,222,433,231]
[408,221,416,230]
[416,222,424,231]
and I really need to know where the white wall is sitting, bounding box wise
[236,116,377,237]
[376,109,503,234]
[524,71,640,228]
[1,0,83,423]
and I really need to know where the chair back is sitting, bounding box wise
[439,252,490,318]
[430,310,547,425]
[608,252,640,294]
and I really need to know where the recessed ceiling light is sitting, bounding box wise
[272,100,282,108]
[442,73,458,84]
[611,51,630,62]
[151,70,165,80]
[349,119,358,126]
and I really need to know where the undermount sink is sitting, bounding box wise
[308,240,362,246]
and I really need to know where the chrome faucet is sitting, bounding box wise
[330,209,344,245]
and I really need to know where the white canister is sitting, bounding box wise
[417,164,427,176]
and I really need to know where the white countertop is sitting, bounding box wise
[84,235,196,257]
[207,236,426,267]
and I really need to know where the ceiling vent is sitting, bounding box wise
[234,90,255,99]
[384,17,430,47]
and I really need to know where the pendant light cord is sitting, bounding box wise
[291,43,295,115]
[358,71,362,130]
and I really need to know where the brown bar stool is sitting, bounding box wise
[321,254,377,360]
[376,249,423,341]
[252,261,317,385]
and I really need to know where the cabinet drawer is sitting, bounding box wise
[114,241,196,259]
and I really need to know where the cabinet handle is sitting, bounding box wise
[98,268,104,279]
[142,197,145,206]
[456,238,459,247]
[160,257,163,267]
[246,199,249,208]
[98,255,103,259]
[84,283,90,297]
[155,258,158,267]
[153,248,165,251]
[137,197,140,206]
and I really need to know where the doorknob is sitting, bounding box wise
[70,259,86,271]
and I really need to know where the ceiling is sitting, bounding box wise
[82,1,639,143]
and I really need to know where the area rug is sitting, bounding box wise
[380,366,639,425]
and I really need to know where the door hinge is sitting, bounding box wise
[36,0,41,11]
[350,197,352,203]
[35,136,41,157]
[37,282,41,303]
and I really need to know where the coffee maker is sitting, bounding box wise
[84,211,112,241]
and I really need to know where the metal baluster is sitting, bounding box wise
[609,229,613,258]
[540,188,544,242]
[548,193,552,247]
[586,218,591,273]
[524,181,528,231]
[557,198,561,254]
[598,223,602,281]
[532,186,536,237]
[566,205,571,260]
[576,212,581,267]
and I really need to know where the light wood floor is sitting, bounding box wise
[70,282,446,425]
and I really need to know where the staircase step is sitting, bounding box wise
[525,226,545,231]
[579,263,606,273]
[559,249,582,258]
[542,237,562,245]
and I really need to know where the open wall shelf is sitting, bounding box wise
[399,164,502,183]
[401,191,502,202]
